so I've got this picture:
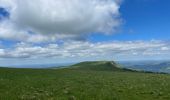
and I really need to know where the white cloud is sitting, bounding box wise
[0,40,169,61]
[161,47,169,51]
[0,49,5,56]
[0,0,121,43]
[0,0,169,62]
[0,21,78,43]
[0,21,29,41]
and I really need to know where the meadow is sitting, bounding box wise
[0,61,170,100]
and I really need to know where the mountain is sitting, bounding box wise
[70,61,134,72]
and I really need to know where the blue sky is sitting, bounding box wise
[0,0,170,66]
[90,0,170,42]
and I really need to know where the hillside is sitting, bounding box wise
[71,61,118,70]
[71,61,119,70]
[0,61,170,100]
[71,61,137,73]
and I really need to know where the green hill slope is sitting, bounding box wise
[71,61,134,72]
[0,61,170,100]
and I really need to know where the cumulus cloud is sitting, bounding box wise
[0,21,79,43]
[0,40,169,60]
[1,0,168,62]
[0,0,121,43]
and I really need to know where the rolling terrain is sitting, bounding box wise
[0,61,170,100]
[119,61,170,73]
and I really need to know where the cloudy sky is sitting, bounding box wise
[0,0,170,66]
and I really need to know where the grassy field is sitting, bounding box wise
[0,61,170,100]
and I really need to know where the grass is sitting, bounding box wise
[0,61,170,100]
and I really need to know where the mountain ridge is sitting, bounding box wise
[70,61,135,72]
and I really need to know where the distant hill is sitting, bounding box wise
[119,61,170,73]
[70,61,134,72]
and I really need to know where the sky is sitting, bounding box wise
[0,0,170,66]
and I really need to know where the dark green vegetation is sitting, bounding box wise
[71,61,122,71]
[0,61,170,100]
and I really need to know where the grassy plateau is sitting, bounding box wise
[0,61,170,100]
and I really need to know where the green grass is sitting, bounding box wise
[0,62,170,100]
